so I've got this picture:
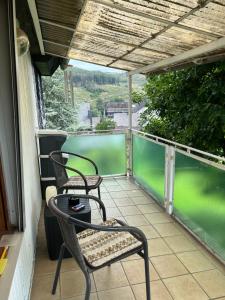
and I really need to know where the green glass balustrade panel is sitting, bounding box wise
[174,152,225,260]
[61,134,126,176]
[132,135,165,204]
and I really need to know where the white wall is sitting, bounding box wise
[8,53,42,300]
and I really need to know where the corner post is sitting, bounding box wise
[128,74,133,176]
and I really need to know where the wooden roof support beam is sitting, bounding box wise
[45,51,128,72]
[39,18,173,57]
[43,39,146,66]
[27,0,45,54]
[105,0,216,66]
[91,0,219,39]
[129,36,225,75]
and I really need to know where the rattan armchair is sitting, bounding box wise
[48,194,151,300]
[49,150,102,198]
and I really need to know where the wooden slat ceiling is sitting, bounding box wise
[36,0,225,73]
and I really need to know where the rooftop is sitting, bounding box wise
[31,177,225,300]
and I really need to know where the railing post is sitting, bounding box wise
[127,74,133,176]
[165,146,175,214]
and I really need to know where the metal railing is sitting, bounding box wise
[132,129,225,264]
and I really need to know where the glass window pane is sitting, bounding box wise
[61,134,126,176]
[132,134,165,204]
[174,151,225,260]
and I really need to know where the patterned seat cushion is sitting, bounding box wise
[63,175,102,189]
[77,219,142,267]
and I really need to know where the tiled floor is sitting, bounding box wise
[31,177,225,300]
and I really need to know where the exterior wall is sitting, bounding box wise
[0,0,20,226]
[8,53,42,300]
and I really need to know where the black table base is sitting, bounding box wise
[44,197,91,260]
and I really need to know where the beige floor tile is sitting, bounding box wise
[131,196,153,205]
[137,204,161,214]
[93,263,129,291]
[119,184,139,191]
[151,254,188,278]
[103,199,116,208]
[193,269,225,298]
[119,205,141,216]
[98,186,107,193]
[60,270,95,298]
[110,191,128,199]
[100,193,112,200]
[63,293,98,300]
[106,185,124,192]
[113,197,135,207]
[125,214,149,226]
[122,259,159,284]
[34,254,57,276]
[92,209,102,219]
[132,280,173,300]
[126,190,147,197]
[148,238,173,257]
[145,212,172,224]
[138,225,160,239]
[177,251,215,273]
[164,274,208,300]
[164,235,197,253]
[98,286,135,300]
[31,274,60,300]
[106,207,122,218]
[61,258,80,272]
[153,223,182,237]
[103,180,119,187]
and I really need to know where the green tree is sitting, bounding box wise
[95,118,116,130]
[42,69,78,131]
[140,62,225,156]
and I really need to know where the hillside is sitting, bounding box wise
[71,68,146,105]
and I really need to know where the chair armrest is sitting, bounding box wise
[63,151,99,175]
[71,194,106,221]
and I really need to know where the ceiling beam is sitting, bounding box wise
[106,0,215,66]
[43,39,146,66]
[39,18,74,32]
[129,36,225,75]
[90,0,220,39]
[27,0,45,54]
[45,51,129,72]
[39,18,173,57]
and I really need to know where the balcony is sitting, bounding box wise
[31,130,225,300]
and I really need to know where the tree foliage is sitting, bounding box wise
[140,62,225,156]
[95,118,116,130]
[42,69,78,131]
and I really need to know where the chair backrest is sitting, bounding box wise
[48,194,88,270]
[50,151,68,188]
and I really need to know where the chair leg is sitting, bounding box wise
[52,244,65,294]
[84,271,91,300]
[97,186,101,200]
[144,243,151,300]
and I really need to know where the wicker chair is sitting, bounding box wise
[48,194,151,300]
[49,150,102,198]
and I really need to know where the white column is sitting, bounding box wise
[128,74,133,176]
[165,146,175,214]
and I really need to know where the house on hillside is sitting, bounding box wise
[105,102,146,128]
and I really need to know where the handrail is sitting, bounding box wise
[67,129,126,136]
[132,129,225,163]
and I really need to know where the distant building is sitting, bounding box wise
[105,102,146,128]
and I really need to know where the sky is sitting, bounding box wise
[70,59,125,73]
